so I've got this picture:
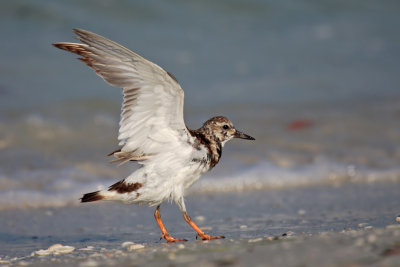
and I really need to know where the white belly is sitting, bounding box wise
[122,146,210,206]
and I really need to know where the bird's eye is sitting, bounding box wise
[223,125,229,130]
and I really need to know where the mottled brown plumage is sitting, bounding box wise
[108,180,143,194]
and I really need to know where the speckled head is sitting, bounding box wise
[202,116,255,145]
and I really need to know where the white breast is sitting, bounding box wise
[124,140,210,206]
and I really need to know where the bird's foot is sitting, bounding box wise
[161,233,187,243]
[196,233,225,241]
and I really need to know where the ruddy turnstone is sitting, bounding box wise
[53,29,255,242]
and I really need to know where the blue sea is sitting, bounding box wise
[0,0,399,209]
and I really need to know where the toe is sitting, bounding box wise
[198,234,225,241]
[162,234,187,243]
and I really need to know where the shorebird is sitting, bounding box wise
[53,29,255,242]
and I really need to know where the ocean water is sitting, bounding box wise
[0,0,399,209]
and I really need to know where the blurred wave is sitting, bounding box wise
[0,98,399,209]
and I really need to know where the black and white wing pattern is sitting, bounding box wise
[53,29,189,163]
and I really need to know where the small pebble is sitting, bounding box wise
[79,246,94,251]
[396,216,400,223]
[127,244,145,251]
[298,209,306,215]
[282,231,295,237]
[287,231,295,236]
[48,244,63,251]
[358,223,368,228]
[121,241,134,248]
[32,249,52,256]
[32,244,75,256]
[54,246,74,255]
[50,244,75,255]
[177,244,185,249]
[364,226,373,230]
[195,216,206,223]
[240,225,248,229]
[248,238,263,243]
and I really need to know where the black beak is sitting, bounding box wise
[234,130,255,140]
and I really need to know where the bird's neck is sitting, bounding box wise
[189,129,222,168]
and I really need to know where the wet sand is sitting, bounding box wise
[1,182,400,266]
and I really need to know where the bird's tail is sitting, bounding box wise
[81,191,105,203]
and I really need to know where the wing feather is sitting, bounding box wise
[53,29,189,161]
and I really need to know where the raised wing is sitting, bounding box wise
[53,29,189,163]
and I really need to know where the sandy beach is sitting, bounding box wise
[1,182,399,266]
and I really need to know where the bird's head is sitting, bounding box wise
[202,116,255,146]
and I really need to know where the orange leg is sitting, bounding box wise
[154,205,187,243]
[183,212,225,241]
